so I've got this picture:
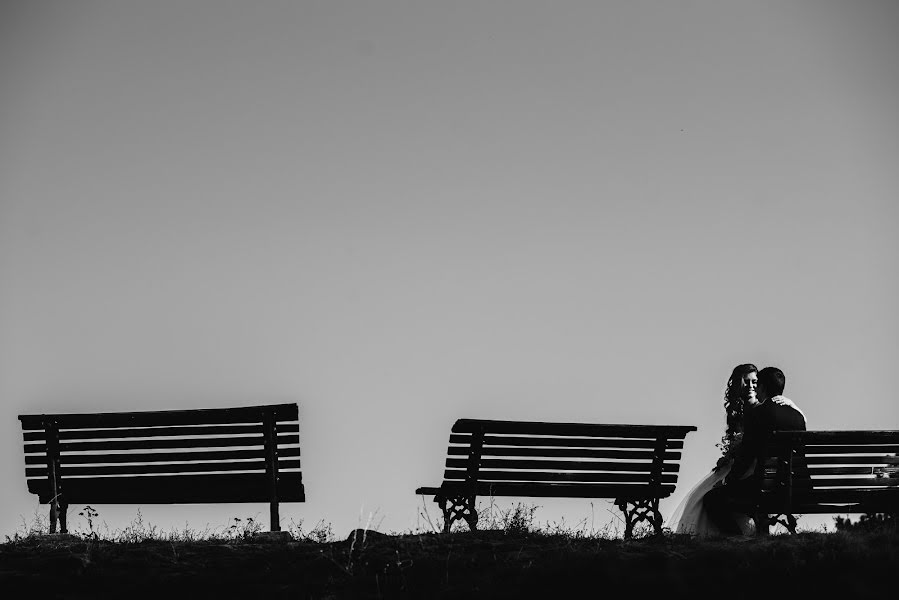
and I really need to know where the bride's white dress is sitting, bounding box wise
[667,458,755,536]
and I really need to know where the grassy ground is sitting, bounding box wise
[2,511,896,599]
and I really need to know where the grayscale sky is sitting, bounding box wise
[1,0,897,538]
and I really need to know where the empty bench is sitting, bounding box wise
[18,403,304,534]
[416,418,697,538]
[754,429,899,535]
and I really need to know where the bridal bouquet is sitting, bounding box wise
[713,432,743,472]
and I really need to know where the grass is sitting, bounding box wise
[2,505,897,599]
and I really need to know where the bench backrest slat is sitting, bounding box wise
[22,423,302,442]
[452,419,696,438]
[804,466,895,476]
[26,459,303,478]
[449,433,686,450]
[445,457,681,473]
[766,456,899,467]
[801,443,899,455]
[791,431,899,445]
[804,455,899,465]
[24,446,301,466]
[448,446,681,460]
[18,403,299,430]
[24,434,300,455]
[29,473,306,504]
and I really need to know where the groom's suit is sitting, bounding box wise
[704,397,806,534]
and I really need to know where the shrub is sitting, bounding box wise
[833,512,897,532]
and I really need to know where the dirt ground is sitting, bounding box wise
[2,529,896,599]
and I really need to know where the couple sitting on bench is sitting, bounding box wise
[668,364,806,536]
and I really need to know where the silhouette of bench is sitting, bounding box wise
[18,403,304,534]
[754,430,899,535]
[416,418,697,538]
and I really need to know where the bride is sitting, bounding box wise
[667,363,761,536]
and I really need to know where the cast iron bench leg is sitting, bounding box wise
[436,494,478,533]
[615,497,662,539]
[770,513,798,534]
[755,513,797,536]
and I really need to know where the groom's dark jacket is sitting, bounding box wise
[728,398,807,492]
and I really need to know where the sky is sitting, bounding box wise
[1,0,897,538]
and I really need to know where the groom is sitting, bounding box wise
[703,366,807,535]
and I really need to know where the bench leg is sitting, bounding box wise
[270,501,280,532]
[615,497,662,539]
[754,511,770,536]
[436,494,478,533]
[59,502,69,535]
[768,513,797,534]
[48,499,68,535]
[754,512,797,536]
[785,513,798,534]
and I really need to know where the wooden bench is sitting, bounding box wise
[18,403,304,534]
[754,430,899,535]
[416,418,697,538]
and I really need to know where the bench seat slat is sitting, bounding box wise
[24,434,299,454]
[452,419,696,439]
[447,446,681,461]
[773,501,899,514]
[26,472,305,504]
[435,481,677,499]
[26,458,302,478]
[770,477,899,489]
[449,434,685,450]
[442,469,678,483]
[445,457,680,472]
[765,488,899,505]
[24,446,301,465]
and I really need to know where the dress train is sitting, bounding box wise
[667,458,755,536]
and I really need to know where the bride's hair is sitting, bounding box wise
[724,363,758,437]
